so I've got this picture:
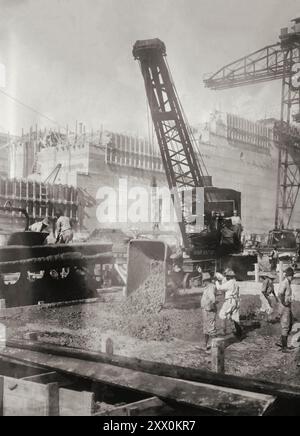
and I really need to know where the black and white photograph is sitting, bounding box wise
[0,0,299,418]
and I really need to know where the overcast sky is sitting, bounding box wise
[0,0,299,135]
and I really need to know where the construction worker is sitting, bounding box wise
[29,217,50,233]
[230,210,243,242]
[220,220,236,250]
[257,250,271,272]
[269,248,279,272]
[200,272,217,351]
[56,211,73,244]
[216,268,243,340]
[276,267,295,353]
[260,272,278,318]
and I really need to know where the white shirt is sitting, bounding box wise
[231,216,242,226]
[216,279,240,301]
[56,216,72,233]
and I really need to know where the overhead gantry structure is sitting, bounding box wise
[204,18,300,230]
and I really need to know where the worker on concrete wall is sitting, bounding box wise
[269,248,279,271]
[259,272,278,318]
[220,220,236,250]
[257,250,271,272]
[56,210,73,244]
[200,272,217,351]
[230,210,243,242]
[276,267,295,353]
[216,269,243,340]
[29,217,50,233]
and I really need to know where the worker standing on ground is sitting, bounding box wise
[200,272,217,351]
[56,210,73,244]
[29,217,50,233]
[260,272,278,319]
[276,267,295,353]
[216,269,243,340]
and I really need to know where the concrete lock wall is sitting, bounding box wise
[2,113,300,235]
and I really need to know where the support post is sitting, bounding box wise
[254,264,260,283]
[101,335,114,355]
[0,324,6,350]
[279,261,284,283]
[211,338,225,374]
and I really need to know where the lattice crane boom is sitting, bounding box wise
[133,39,209,248]
[204,19,300,229]
[204,43,285,89]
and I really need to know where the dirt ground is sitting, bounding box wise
[1,291,300,387]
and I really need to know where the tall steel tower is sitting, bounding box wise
[205,18,300,229]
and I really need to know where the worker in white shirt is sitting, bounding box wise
[56,211,73,244]
[230,210,243,242]
[216,268,243,340]
[29,217,50,233]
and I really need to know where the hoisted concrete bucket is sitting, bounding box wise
[126,239,168,299]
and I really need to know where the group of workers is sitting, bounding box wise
[200,268,242,351]
[201,265,297,353]
[29,211,74,244]
[259,267,296,352]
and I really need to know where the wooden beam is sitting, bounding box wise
[23,371,73,387]
[2,376,59,416]
[5,339,300,401]
[0,347,275,416]
[211,339,225,374]
[59,388,95,416]
[95,397,168,416]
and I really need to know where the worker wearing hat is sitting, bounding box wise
[216,268,243,339]
[260,272,278,318]
[200,272,217,351]
[29,217,50,233]
[276,267,295,352]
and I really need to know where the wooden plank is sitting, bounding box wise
[5,339,300,401]
[23,372,73,387]
[46,383,60,416]
[95,397,168,416]
[2,376,59,416]
[0,348,275,416]
[59,388,95,416]
[211,339,225,374]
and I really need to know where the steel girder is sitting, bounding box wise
[204,35,300,229]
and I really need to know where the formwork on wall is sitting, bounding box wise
[0,177,80,226]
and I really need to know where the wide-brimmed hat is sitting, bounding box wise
[224,268,236,277]
[285,267,295,277]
